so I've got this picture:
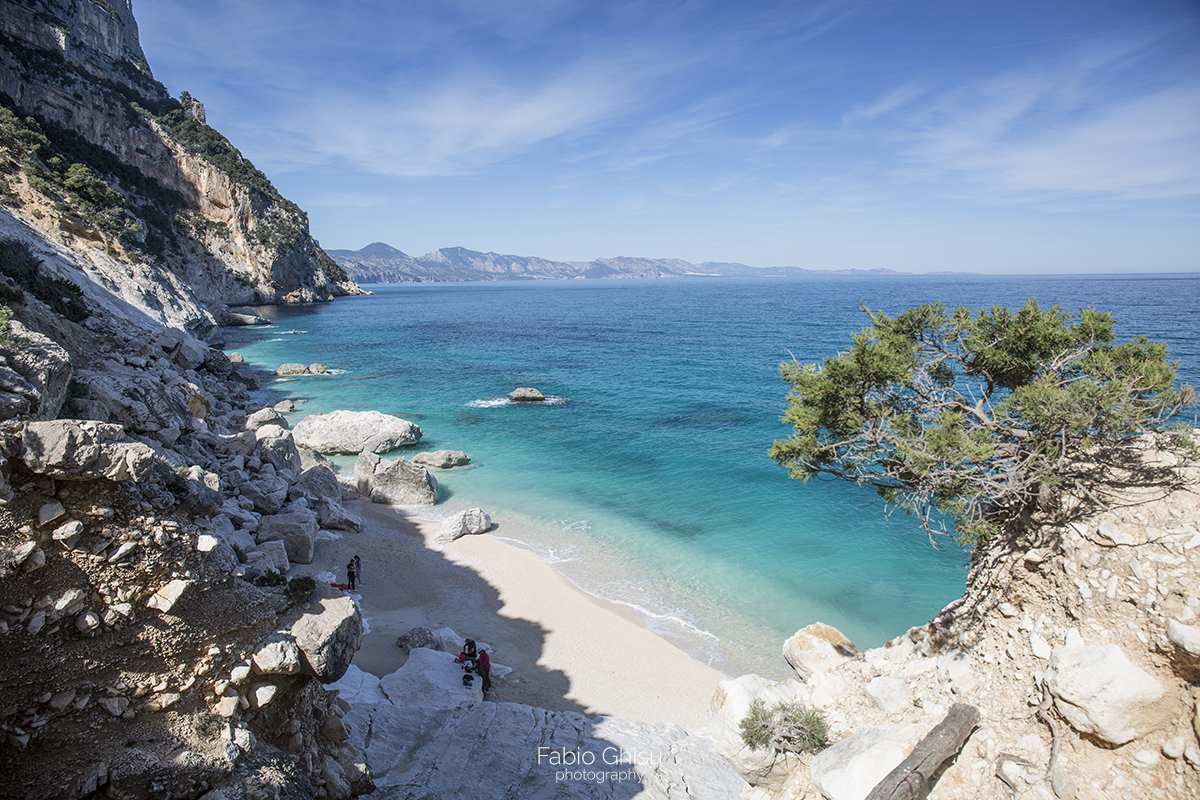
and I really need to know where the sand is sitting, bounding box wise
[300,498,730,728]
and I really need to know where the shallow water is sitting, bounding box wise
[222,273,1200,678]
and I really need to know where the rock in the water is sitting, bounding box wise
[291,593,363,682]
[354,451,438,506]
[809,723,927,800]
[508,387,544,401]
[276,363,309,375]
[293,410,422,454]
[435,509,492,543]
[309,363,328,374]
[1045,634,1171,745]
[783,622,859,681]
[413,450,471,469]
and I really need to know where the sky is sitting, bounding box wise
[134,0,1200,273]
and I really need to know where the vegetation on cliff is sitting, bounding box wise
[770,299,1196,546]
[0,236,88,321]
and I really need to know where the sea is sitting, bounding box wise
[221,273,1200,679]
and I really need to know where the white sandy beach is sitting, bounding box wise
[299,497,729,729]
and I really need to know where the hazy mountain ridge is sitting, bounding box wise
[328,242,918,283]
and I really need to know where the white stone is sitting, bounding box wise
[75,610,100,633]
[1030,631,1052,660]
[38,501,66,525]
[810,723,927,800]
[782,623,858,681]
[146,579,191,614]
[252,639,302,675]
[252,684,278,709]
[1162,736,1186,759]
[434,508,492,544]
[1045,639,1170,744]
[196,534,220,552]
[865,676,912,714]
[1167,619,1200,656]
[230,663,252,684]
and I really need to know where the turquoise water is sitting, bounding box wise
[222,274,1200,678]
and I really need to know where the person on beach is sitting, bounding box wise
[346,560,357,591]
[456,638,492,693]
[352,554,362,586]
[477,646,492,693]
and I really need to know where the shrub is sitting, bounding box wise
[286,576,316,603]
[254,570,286,587]
[739,699,829,755]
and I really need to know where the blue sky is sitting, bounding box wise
[135,0,1200,273]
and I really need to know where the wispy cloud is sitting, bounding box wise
[851,35,1200,204]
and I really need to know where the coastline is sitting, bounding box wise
[299,495,729,728]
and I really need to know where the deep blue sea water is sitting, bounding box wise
[222,274,1200,678]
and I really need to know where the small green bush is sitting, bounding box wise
[254,570,286,587]
[286,576,316,603]
[231,544,247,564]
[739,699,829,755]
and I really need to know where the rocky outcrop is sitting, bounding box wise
[291,590,363,683]
[717,438,1200,800]
[294,410,422,455]
[330,657,743,800]
[0,321,72,420]
[354,451,438,506]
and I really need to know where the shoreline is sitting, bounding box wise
[297,495,730,728]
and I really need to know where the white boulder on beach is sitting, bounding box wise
[293,409,423,454]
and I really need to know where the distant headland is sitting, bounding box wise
[327,242,975,283]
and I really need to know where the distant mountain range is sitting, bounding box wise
[325,243,921,283]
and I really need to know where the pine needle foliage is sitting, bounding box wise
[769,299,1195,547]
[739,699,829,754]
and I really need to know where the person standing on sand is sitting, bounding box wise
[346,560,357,592]
[477,646,492,693]
[352,554,362,586]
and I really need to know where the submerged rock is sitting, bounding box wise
[413,450,471,469]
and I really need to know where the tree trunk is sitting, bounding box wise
[864,703,980,800]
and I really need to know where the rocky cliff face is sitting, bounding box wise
[0,0,362,334]
[707,437,1200,800]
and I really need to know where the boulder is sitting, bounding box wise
[3,321,71,419]
[239,475,290,514]
[435,509,492,544]
[146,579,192,615]
[315,498,361,532]
[809,723,928,800]
[76,367,194,434]
[179,467,223,515]
[257,540,291,574]
[293,410,422,455]
[245,408,289,431]
[253,638,302,675]
[396,627,437,651]
[20,420,158,482]
[291,592,363,682]
[1045,633,1171,745]
[413,450,471,469]
[226,307,269,325]
[354,451,438,506]
[276,363,309,375]
[254,425,303,473]
[508,387,544,401]
[297,465,342,501]
[256,512,318,564]
[783,622,859,681]
[147,328,209,371]
[309,363,328,374]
